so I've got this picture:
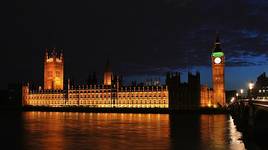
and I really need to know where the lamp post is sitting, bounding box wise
[236,92,239,100]
[240,89,244,98]
[248,81,255,127]
[248,81,254,101]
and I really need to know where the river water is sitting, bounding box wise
[0,111,264,150]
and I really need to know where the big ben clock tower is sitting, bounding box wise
[211,34,226,107]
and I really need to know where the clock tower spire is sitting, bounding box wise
[213,33,222,52]
[211,34,226,107]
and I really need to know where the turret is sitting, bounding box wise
[22,83,30,106]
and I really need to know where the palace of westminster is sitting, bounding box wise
[22,35,226,109]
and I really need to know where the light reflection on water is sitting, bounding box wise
[199,115,245,150]
[21,112,245,150]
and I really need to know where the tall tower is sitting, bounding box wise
[211,34,226,106]
[44,48,64,90]
[104,59,112,86]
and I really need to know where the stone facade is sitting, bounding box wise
[22,85,168,108]
[44,49,64,90]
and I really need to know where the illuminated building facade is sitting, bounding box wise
[22,84,168,108]
[200,85,214,107]
[22,49,169,108]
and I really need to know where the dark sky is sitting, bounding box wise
[4,0,268,90]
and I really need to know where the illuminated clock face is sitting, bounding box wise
[214,57,221,64]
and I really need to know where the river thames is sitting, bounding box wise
[0,111,265,150]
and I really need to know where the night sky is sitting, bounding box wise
[4,0,268,90]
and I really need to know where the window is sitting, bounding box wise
[56,71,60,77]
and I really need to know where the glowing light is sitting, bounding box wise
[230,97,235,103]
[46,58,53,62]
[212,52,224,57]
[214,57,222,64]
[248,82,254,90]
[56,58,62,63]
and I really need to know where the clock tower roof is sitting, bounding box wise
[213,33,222,53]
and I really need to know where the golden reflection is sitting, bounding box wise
[200,115,245,150]
[23,112,170,150]
[228,116,245,150]
[23,112,65,150]
[22,113,246,150]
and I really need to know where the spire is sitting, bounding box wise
[52,48,56,56]
[104,58,112,86]
[213,33,222,52]
[45,48,49,59]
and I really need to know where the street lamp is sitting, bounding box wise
[236,92,239,100]
[249,82,254,90]
[248,81,254,100]
[230,97,235,103]
[240,89,244,99]
[235,92,239,103]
